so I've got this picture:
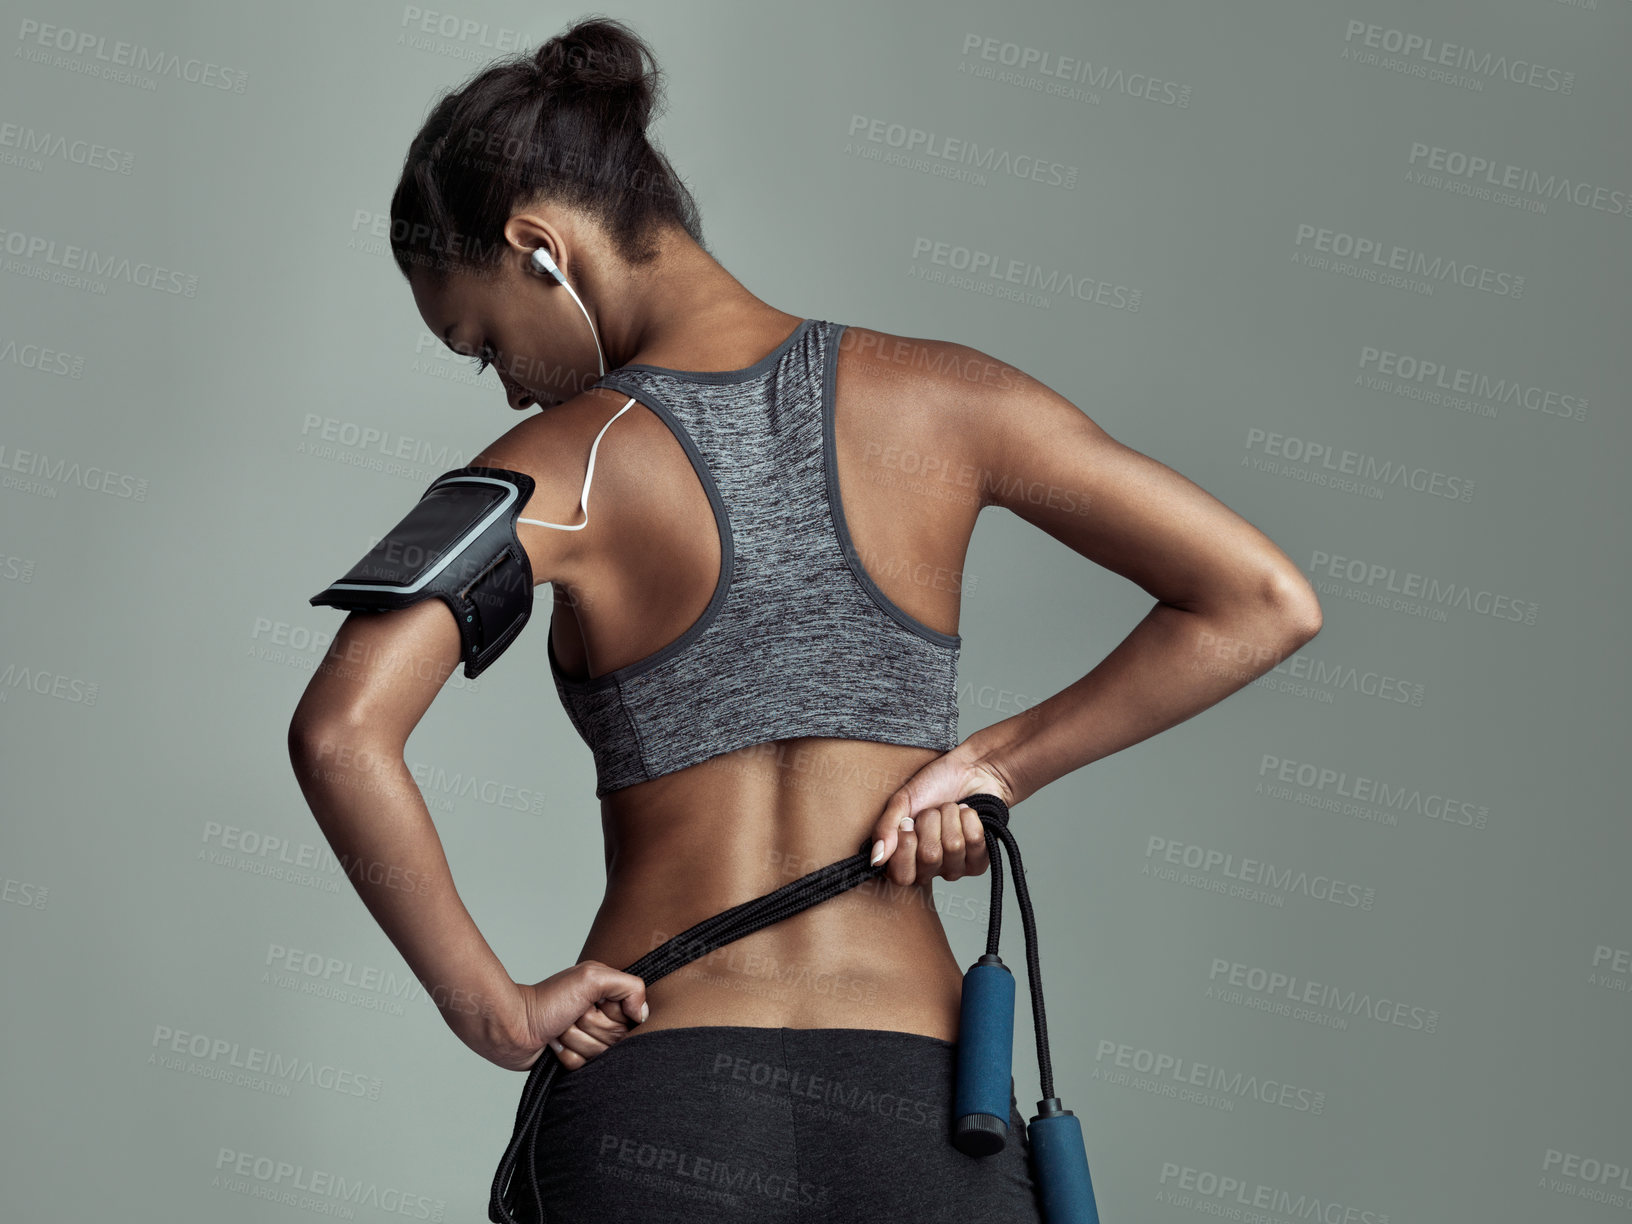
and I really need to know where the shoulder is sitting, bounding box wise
[468,384,633,474]
[831,322,1065,510]
[466,385,642,583]
[833,321,1047,415]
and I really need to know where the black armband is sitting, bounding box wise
[309,466,536,678]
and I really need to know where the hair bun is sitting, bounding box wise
[532,19,650,102]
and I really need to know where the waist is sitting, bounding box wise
[578,859,967,1039]
[579,736,966,1035]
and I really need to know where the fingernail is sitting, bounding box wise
[899,816,915,833]
[870,840,885,865]
[548,1039,563,1053]
[639,1002,650,1023]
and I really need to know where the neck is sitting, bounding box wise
[596,229,786,369]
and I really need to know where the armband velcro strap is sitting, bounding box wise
[309,466,537,679]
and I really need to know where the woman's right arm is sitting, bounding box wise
[872,345,1323,875]
[957,350,1323,807]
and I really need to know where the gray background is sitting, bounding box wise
[3,1,1628,1220]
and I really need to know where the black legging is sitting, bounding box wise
[520,1022,1045,1222]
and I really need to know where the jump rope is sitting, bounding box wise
[488,792,1102,1223]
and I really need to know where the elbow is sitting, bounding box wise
[286,714,333,782]
[287,713,323,770]
[286,703,340,767]
[287,710,396,779]
[1262,566,1323,647]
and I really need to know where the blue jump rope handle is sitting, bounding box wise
[1031,1108,1101,1224]
[952,955,1015,1155]
[951,793,1102,1224]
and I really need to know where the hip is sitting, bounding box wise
[528,1022,1044,1223]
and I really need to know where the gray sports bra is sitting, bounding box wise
[547,317,962,798]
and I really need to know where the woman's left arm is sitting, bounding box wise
[286,412,597,1065]
[287,598,534,1066]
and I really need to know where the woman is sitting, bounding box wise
[288,17,1322,1222]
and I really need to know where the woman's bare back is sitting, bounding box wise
[539,317,987,1042]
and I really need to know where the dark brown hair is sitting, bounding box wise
[389,16,706,282]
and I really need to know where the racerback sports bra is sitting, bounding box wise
[547,317,962,798]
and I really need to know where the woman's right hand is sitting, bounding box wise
[502,960,649,1072]
[869,742,1020,888]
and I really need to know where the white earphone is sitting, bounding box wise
[531,247,605,377]
[516,246,630,533]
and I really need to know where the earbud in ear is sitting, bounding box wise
[531,247,566,284]
[529,245,606,378]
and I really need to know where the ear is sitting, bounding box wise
[504,213,567,277]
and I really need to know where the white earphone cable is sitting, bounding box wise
[558,272,605,377]
[516,395,636,531]
[516,248,617,530]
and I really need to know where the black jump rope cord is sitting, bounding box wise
[981,816,1055,1101]
[488,793,1051,1224]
